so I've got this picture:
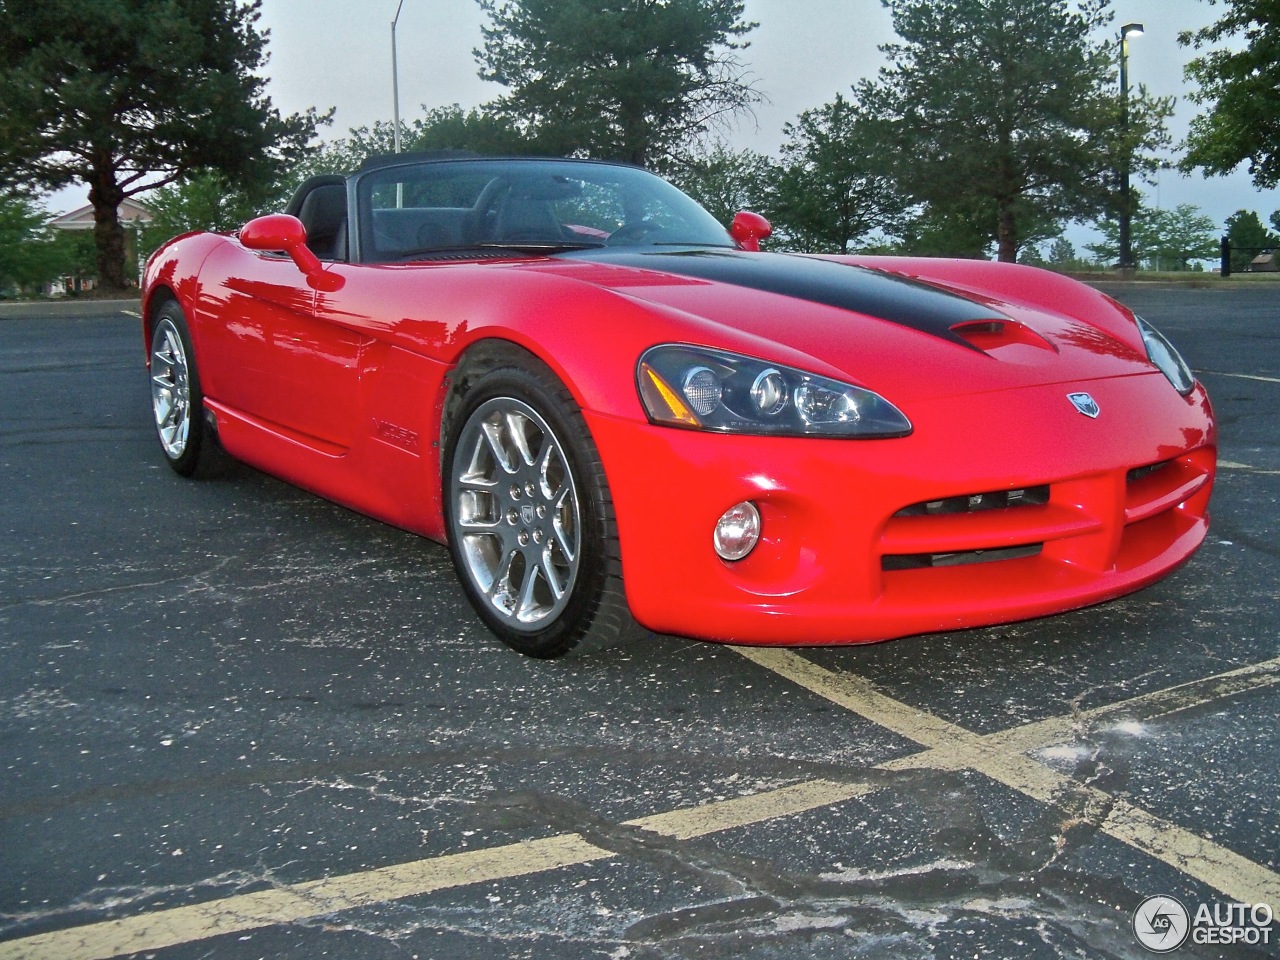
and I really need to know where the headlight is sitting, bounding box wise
[1137,317,1195,396]
[637,344,912,438]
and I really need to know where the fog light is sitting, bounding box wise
[714,501,761,561]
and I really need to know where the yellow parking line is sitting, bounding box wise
[730,647,963,750]
[627,777,877,841]
[985,655,1280,753]
[4,654,1277,960]
[732,647,1280,908]
[0,835,614,960]
[0,777,881,960]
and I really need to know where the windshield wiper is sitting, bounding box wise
[474,240,607,252]
[392,241,605,261]
[649,241,738,249]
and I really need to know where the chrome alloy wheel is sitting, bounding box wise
[150,318,191,460]
[451,397,581,630]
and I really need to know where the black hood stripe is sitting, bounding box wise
[577,249,1006,349]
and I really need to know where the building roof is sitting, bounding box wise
[50,197,154,230]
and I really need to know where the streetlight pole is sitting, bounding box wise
[392,0,406,155]
[1118,21,1144,271]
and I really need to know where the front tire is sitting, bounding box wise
[149,301,216,477]
[443,354,638,658]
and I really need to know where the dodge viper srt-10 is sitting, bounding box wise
[141,154,1215,658]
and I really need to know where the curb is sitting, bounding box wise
[0,298,142,320]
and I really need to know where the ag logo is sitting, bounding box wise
[1133,895,1190,953]
[1067,391,1100,418]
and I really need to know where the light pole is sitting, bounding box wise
[1118,21,1144,271]
[392,0,407,155]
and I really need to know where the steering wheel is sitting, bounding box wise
[607,220,660,245]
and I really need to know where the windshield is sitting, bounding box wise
[355,158,734,262]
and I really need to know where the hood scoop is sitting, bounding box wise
[950,319,1059,362]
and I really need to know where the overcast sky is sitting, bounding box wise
[55,0,1280,241]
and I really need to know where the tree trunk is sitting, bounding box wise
[617,95,650,167]
[996,201,1017,263]
[88,153,129,293]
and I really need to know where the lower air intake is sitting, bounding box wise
[882,543,1043,571]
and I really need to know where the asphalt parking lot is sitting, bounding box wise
[0,283,1276,959]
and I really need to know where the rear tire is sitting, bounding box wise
[443,351,640,658]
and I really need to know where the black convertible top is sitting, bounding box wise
[356,150,479,171]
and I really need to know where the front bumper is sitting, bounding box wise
[587,372,1215,644]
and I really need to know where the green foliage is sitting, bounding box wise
[1088,196,1222,270]
[139,171,266,254]
[893,199,997,259]
[0,0,330,290]
[1149,205,1222,270]
[1046,237,1079,266]
[0,192,102,295]
[474,0,762,167]
[856,0,1171,262]
[140,107,539,256]
[47,229,100,290]
[286,107,536,190]
[1028,236,1110,272]
[1018,244,1048,266]
[666,145,776,228]
[769,95,908,253]
[407,105,538,156]
[1180,0,1280,188]
[0,193,64,293]
[1224,208,1279,273]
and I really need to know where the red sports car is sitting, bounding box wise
[142,154,1215,657]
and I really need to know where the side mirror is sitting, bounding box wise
[239,214,325,280]
[730,211,773,252]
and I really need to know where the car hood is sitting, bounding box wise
[533,249,1155,401]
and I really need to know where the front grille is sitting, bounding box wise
[892,485,1050,518]
[882,485,1051,571]
[1127,459,1172,484]
[877,451,1213,579]
[1123,456,1210,526]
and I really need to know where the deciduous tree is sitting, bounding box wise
[858,0,1171,262]
[770,94,909,253]
[0,0,328,292]
[1224,208,1278,273]
[0,193,65,294]
[666,145,775,228]
[1180,0,1280,188]
[1088,199,1220,271]
[139,172,265,256]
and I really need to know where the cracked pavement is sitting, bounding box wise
[0,286,1277,959]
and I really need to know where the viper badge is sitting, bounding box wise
[1067,392,1100,418]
